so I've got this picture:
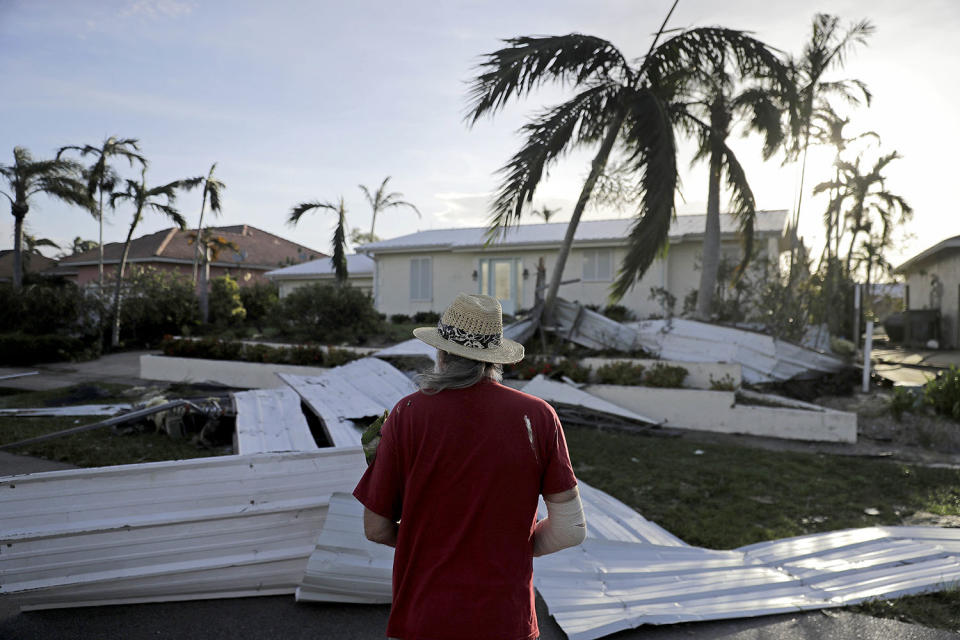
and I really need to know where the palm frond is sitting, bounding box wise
[719,143,757,278]
[147,202,187,228]
[731,88,784,159]
[466,34,630,124]
[288,200,337,224]
[611,88,677,301]
[486,84,621,241]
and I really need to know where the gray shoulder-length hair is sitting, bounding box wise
[415,350,504,394]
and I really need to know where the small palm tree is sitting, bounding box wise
[1,147,91,289]
[108,168,198,346]
[288,197,348,285]
[533,205,560,223]
[57,136,146,290]
[466,5,790,319]
[188,230,240,323]
[190,163,226,284]
[358,177,420,239]
[67,237,99,256]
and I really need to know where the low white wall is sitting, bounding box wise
[580,358,741,390]
[141,355,328,389]
[585,384,857,443]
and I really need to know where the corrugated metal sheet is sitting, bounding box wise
[264,253,374,278]
[279,358,417,447]
[0,404,133,417]
[373,337,437,361]
[520,375,656,424]
[551,299,644,352]
[233,387,317,455]
[0,448,366,610]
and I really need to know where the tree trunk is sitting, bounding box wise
[111,211,141,348]
[369,208,378,239]
[199,248,210,324]
[97,188,105,291]
[11,208,26,290]
[542,111,625,323]
[695,147,724,319]
[192,190,209,285]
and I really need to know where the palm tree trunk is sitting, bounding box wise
[199,248,210,324]
[97,188,105,291]
[111,211,141,347]
[11,210,25,290]
[369,208,378,239]
[192,190,209,285]
[695,147,723,319]
[542,111,625,323]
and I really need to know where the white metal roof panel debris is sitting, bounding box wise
[279,357,417,447]
[520,375,656,424]
[232,387,317,455]
[264,253,375,279]
[373,337,437,361]
[360,211,787,253]
[0,448,366,610]
[0,404,132,417]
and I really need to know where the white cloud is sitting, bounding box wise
[430,192,494,228]
[121,0,195,20]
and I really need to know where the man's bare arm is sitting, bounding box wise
[534,486,586,556]
[363,507,399,547]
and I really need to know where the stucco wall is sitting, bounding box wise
[902,248,960,347]
[277,276,374,299]
[371,237,762,318]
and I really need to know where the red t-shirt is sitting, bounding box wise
[353,378,578,640]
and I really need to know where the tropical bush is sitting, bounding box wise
[0,332,94,365]
[116,267,199,347]
[923,367,960,421]
[507,356,591,383]
[390,313,412,324]
[238,281,278,331]
[161,337,363,367]
[209,275,246,326]
[644,363,688,388]
[274,283,382,343]
[595,361,646,386]
[412,311,441,324]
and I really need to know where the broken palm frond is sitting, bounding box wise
[0,398,226,451]
[361,410,388,465]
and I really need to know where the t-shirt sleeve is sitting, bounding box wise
[540,408,578,496]
[353,407,404,521]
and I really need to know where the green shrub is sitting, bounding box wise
[644,363,688,388]
[412,311,441,324]
[595,361,646,385]
[285,344,328,366]
[325,347,363,367]
[0,332,93,365]
[239,281,279,331]
[390,313,412,324]
[160,337,363,367]
[888,386,923,421]
[709,373,738,391]
[117,267,199,347]
[506,356,591,383]
[276,284,382,344]
[0,281,99,337]
[601,304,635,323]
[923,367,960,420]
[555,358,592,383]
[209,275,246,326]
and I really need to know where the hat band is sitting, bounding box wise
[437,320,502,350]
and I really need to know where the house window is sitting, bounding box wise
[583,249,612,282]
[410,257,432,301]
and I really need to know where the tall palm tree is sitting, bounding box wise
[67,237,99,256]
[108,168,198,346]
[672,46,792,318]
[188,230,240,323]
[57,136,146,290]
[358,177,420,239]
[1,147,91,290]
[288,197,348,285]
[190,162,226,284]
[466,5,790,320]
[786,14,873,273]
[533,204,560,223]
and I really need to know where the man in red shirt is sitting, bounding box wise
[354,293,585,640]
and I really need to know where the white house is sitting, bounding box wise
[264,254,375,298]
[359,210,788,317]
[895,235,960,347]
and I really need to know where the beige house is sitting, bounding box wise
[359,211,788,317]
[264,253,375,298]
[895,235,960,347]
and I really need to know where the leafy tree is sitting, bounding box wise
[57,136,146,290]
[108,168,199,347]
[1,148,91,290]
[276,283,381,344]
[358,176,420,239]
[66,236,99,256]
[671,40,792,318]
[349,228,379,246]
[115,266,199,346]
[209,274,246,327]
[288,197,348,285]
[190,162,226,284]
[466,6,791,319]
[239,281,279,332]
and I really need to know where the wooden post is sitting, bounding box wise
[862,320,874,393]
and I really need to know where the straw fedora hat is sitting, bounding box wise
[413,293,524,364]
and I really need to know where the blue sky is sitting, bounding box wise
[2,0,958,268]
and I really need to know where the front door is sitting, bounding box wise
[479,258,520,315]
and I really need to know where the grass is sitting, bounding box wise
[0,383,230,468]
[564,424,960,632]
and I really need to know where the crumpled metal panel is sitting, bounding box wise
[279,358,417,447]
[233,387,317,455]
[0,404,133,417]
[520,375,656,424]
[0,448,366,610]
[373,337,437,361]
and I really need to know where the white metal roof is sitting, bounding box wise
[264,253,374,279]
[895,235,960,273]
[233,387,318,455]
[359,210,788,254]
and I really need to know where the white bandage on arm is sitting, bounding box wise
[533,494,587,557]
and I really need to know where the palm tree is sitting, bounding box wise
[188,230,240,323]
[533,204,560,223]
[20,232,60,270]
[358,177,420,239]
[288,197,348,285]
[672,45,792,318]
[190,163,226,284]
[108,168,197,346]
[466,4,790,320]
[67,237,99,256]
[1,147,91,290]
[57,136,146,290]
[786,14,873,273]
